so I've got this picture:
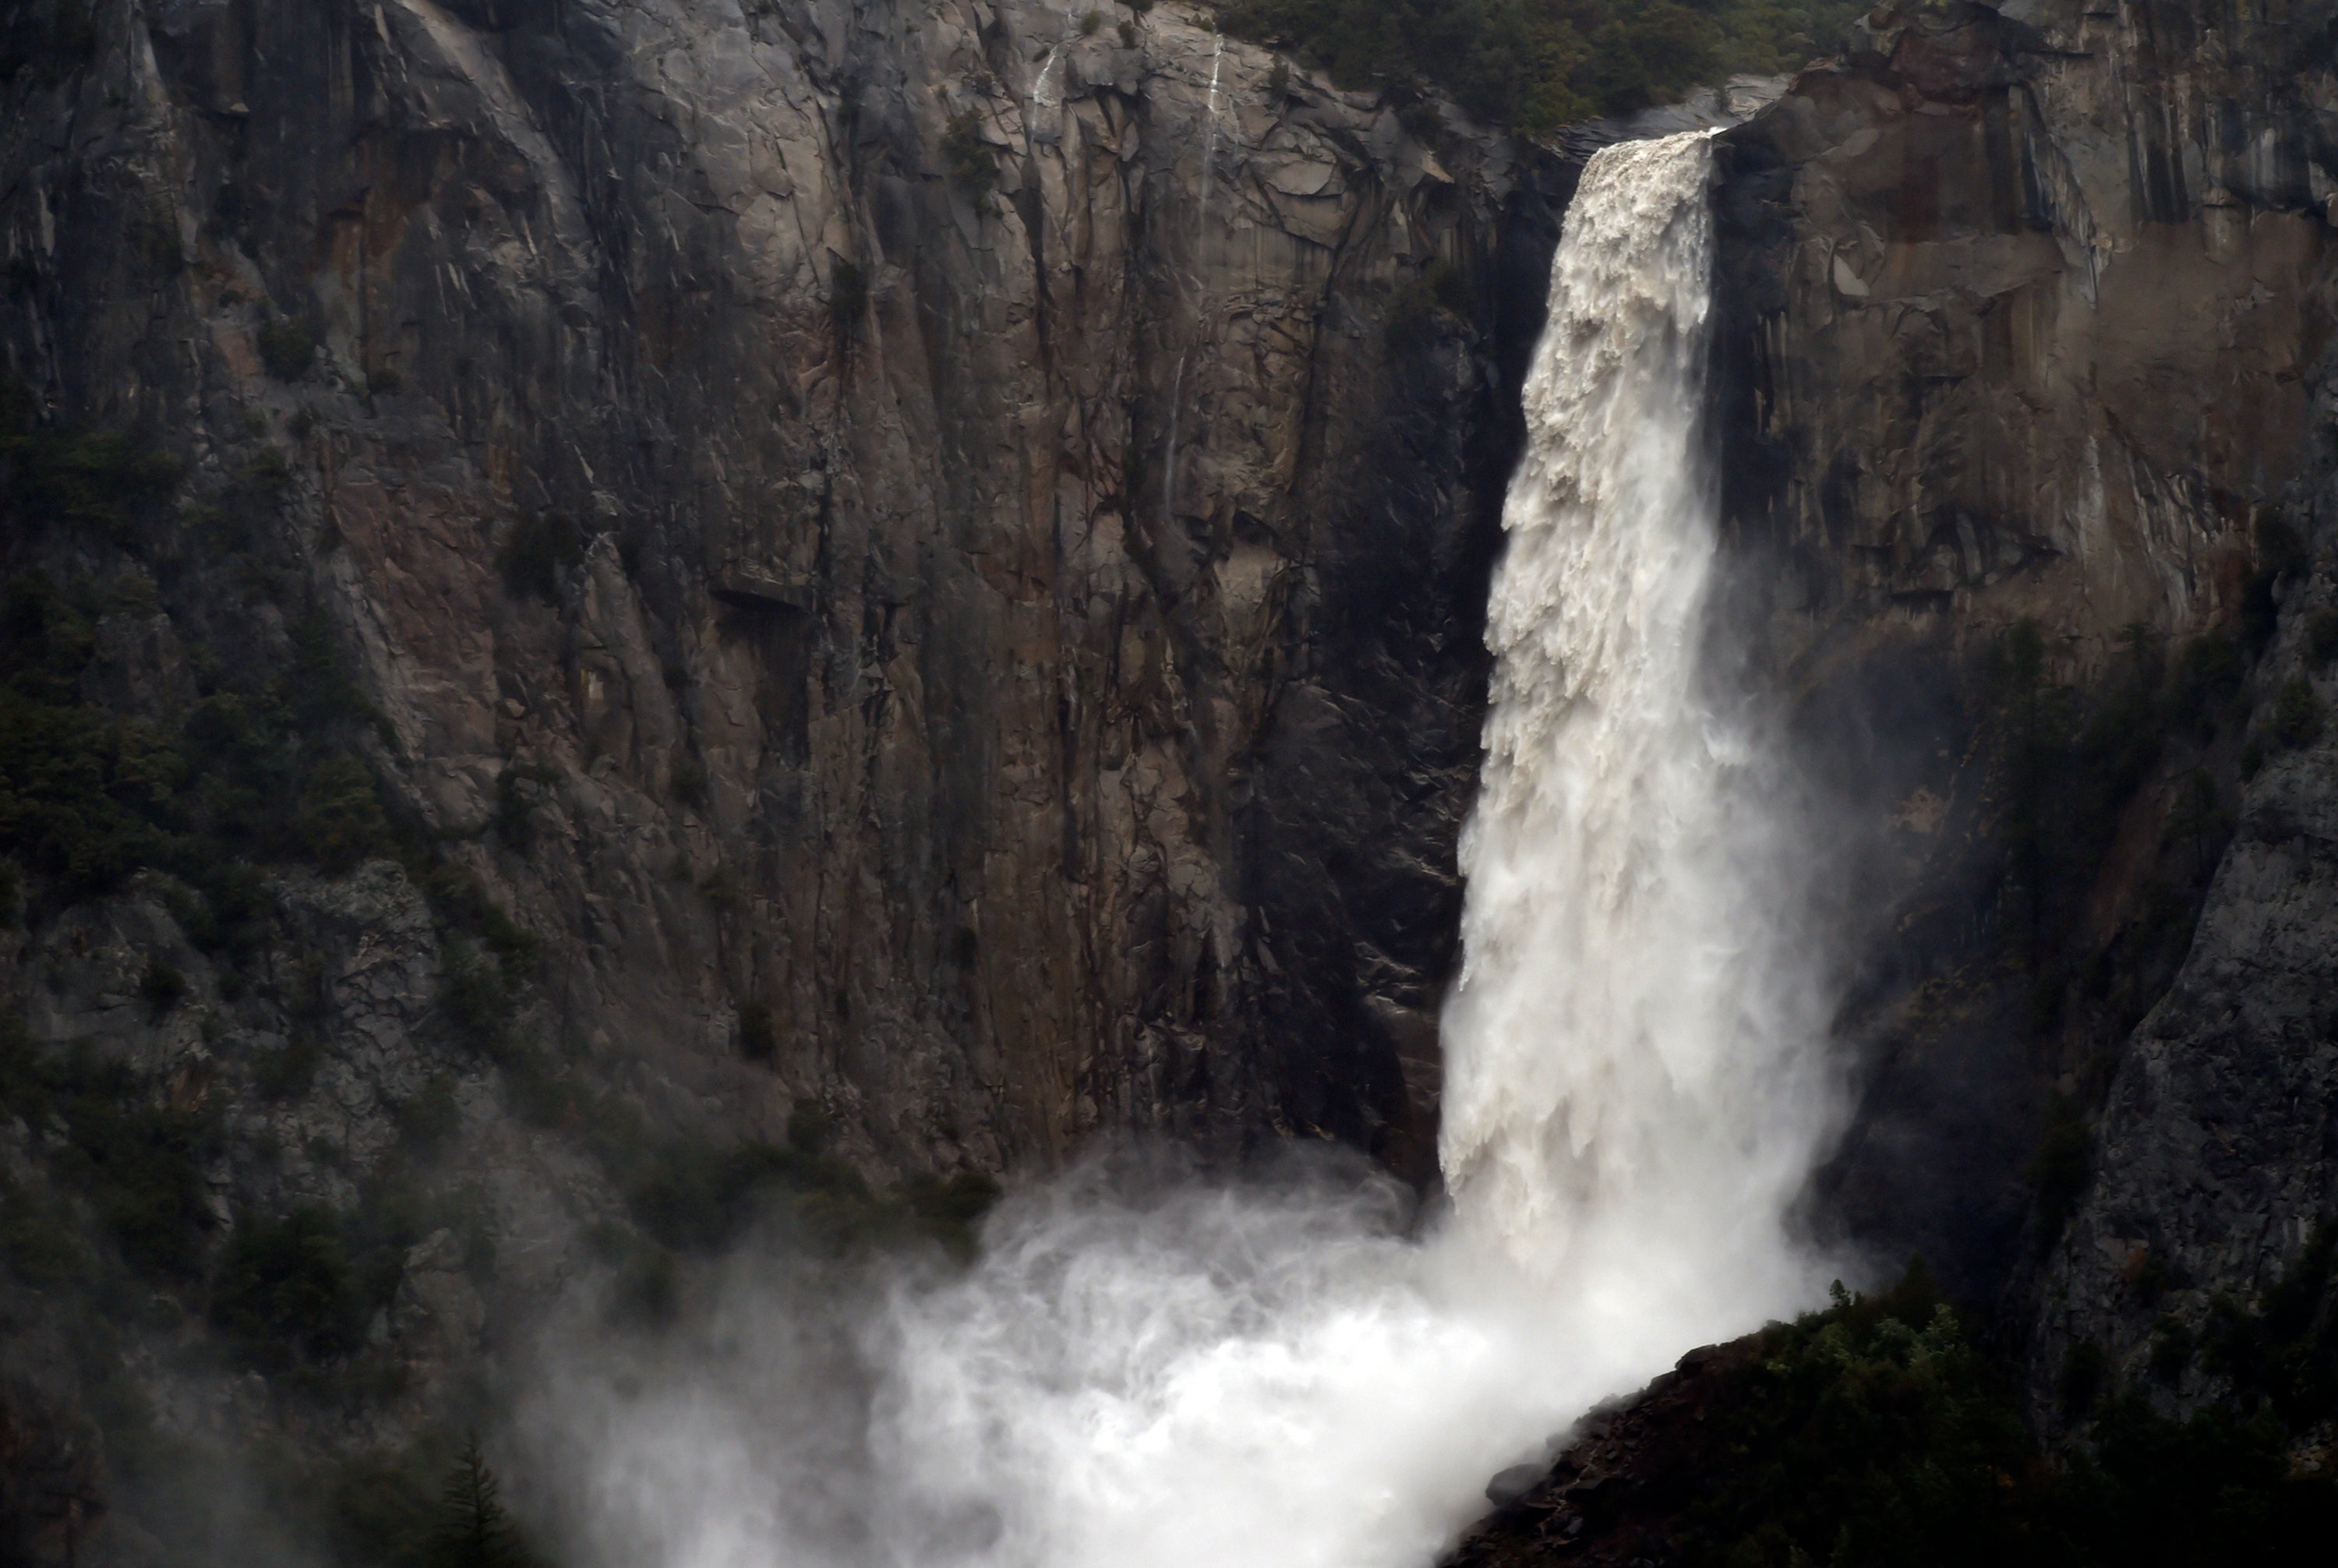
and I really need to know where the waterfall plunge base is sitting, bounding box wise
[524,131,1840,1568]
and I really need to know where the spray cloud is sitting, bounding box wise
[524,131,1842,1568]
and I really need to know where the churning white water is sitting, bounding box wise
[533,131,1840,1568]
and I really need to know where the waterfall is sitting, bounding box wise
[1197,34,1226,214]
[1160,34,1225,523]
[535,130,1839,1568]
[1031,43,1064,113]
[1440,131,1836,1297]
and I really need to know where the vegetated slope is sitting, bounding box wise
[1446,0,2338,1551]
[1446,1267,2338,1568]
[1218,0,1865,123]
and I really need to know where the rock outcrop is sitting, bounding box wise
[1443,1342,1757,1568]
[1710,0,2338,1308]
[1718,0,2330,655]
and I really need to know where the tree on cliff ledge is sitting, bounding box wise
[430,1436,530,1568]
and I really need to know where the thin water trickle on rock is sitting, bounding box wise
[1030,42,1063,112]
[537,131,1841,1568]
[1161,34,1225,524]
[1197,34,1225,214]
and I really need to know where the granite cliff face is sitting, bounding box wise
[1709,0,2338,1337]
[0,0,1598,1537]
[2030,530,2338,1427]
[1,0,1580,1186]
[1719,0,2333,657]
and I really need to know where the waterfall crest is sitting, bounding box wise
[529,131,1841,1568]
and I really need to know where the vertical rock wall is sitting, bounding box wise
[0,0,1579,1184]
[1719,0,2333,663]
[2033,521,2338,1420]
[1713,0,2338,1355]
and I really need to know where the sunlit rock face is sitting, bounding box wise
[1710,0,2338,1330]
[0,0,1588,1184]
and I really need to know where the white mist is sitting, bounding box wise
[531,131,1841,1568]
[1440,131,1837,1325]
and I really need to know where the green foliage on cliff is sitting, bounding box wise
[579,1089,1001,1295]
[2,432,182,546]
[0,0,95,86]
[430,1436,536,1568]
[1680,1269,2338,1568]
[1217,0,1863,124]
[210,1203,362,1368]
[1384,259,1477,351]
[260,317,320,383]
[0,1034,222,1287]
[2055,1227,2338,1568]
[496,514,581,604]
[1686,1271,2043,1566]
[217,1429,550,1568]
[2191,1220,2338,1429]
[2269,674,2325,750]
[2060,1395,2336,1567]
[942,111,1001,198]
[2026,1092,2091,1248]
[1982,619,2242,1045]
[1988,618,2182,973]
[0,1003,502,1392]
[0,577,391,913]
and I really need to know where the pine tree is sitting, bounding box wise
[430,1434,528,1568]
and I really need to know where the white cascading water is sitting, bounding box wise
[532,131,1840,1568]
[1438,131,1836,1304]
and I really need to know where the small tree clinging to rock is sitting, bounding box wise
[941,111,998,200]
[431,1434,528,1568]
